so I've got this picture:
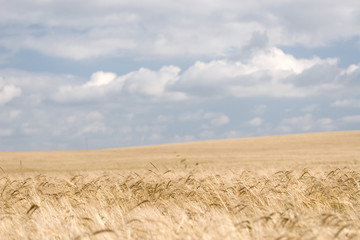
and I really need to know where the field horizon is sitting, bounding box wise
[1,130,360,239]
[1,130,359,173]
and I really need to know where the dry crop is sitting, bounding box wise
[1,163,360,239]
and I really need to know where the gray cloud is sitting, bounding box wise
[1,0,359,60]
[288,60,340,87]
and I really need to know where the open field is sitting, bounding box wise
[0,131,360,239]
[1,131,359,172]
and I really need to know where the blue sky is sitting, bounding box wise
[0,0,359,150]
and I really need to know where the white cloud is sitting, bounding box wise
[0,129,13,137]
[78,121,107,135]
[39,46,356,104]
[252,104,267,115]
[341,115,360,123]
[175,47,340,98]
[341,64,360,76]
[52,72,124,102]
[84,71,117,87]
[22,123,39,135]
[332,99,351,107]
[123,66,181,97]
[9,109,22,120]
[224,130,242,139]
[53,66,187,103]
[317,118,333,125]
[118,126,133,134]
[279,114,338,133]
[53,111,108,137]
[135,125,150,133]
[179,110,211,122]
[178,110,229,127]
[301,104,319,112]
[210,115,230,126]
[149,133,163,141]
[0,84,22,105]
[174,134,195,142]
[53,71,122,103]
[248,48,324,75]
[331,99,360,108]
[317,118,336,131]
[280,114,313,132]
[156,115,172,123]
[249,117,263,127]
[0,109,22,122]
[0,70,82,106]
[199,130,215,138]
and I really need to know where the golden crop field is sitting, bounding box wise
[0,131,360,239]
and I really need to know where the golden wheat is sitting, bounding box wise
[1,164,360,239]
[1,131,359,239]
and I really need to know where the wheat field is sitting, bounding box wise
[1,131,360,239]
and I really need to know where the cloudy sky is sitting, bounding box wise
[0,0,359,150]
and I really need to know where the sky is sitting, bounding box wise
[0,0,359,151]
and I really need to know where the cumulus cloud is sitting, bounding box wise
[342,64,360,76]
[210,115,230,126]
[341,115,360,123]
[84,71,117,87]
[331,99,360,108]
[52,71,123,102]
[176,110,230,132]
[22,122,39,135]
[278,114,338,133]
[53,111,108,137]
[317,118,333,125]
[280,114,313,132]
[178,110,212,122]
[252,104,267,115]
[0,128,13,137]
[178,110,229,126]
[173,47,342,98]
[317,118,336,131]
[8,109,22,120]
[0,70,83,108]
[123,66,181,97]
[0,84,22,105]
[9,46,354,107]
[77,112,108,135]
[174,135,195,142]
[53,66,187,103]
[249,117,263,127]
[340,63,360,88]
[301,104,319,112]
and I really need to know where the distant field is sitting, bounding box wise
[0,131,359,239]
[1,131,359,172]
